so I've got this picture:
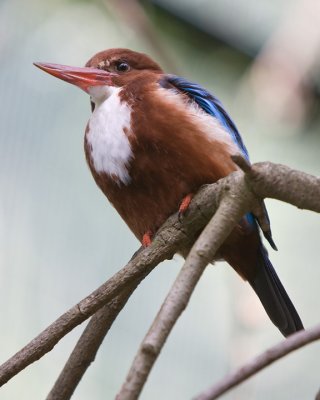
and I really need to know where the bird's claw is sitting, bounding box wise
[142,231,153,247]
[178,193,193,222]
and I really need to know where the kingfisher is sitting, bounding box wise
[34,48,303,337]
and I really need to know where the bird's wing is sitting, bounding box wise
[163,74,250,160]
[159,77,302,335]
[162,75,277,249]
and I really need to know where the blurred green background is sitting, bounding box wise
[1,0,320,399]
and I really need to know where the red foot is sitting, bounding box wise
[178,193,193,219]
[142,231,153,247]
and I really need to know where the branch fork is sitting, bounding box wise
[0,161,319,399]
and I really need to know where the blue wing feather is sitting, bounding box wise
[163,75,279,249]
[158,79,299,335]
[161,75,277,249]
[161,75,256,223]
[165,75,250,160]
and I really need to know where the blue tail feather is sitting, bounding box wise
[249,246,303,337]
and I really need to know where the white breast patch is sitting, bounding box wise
[87,87,133,185]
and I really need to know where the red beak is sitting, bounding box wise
[33,62,114,93]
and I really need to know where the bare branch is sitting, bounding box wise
[194,323,320,400]
[46,284,136,400]
[248,162,320,212]
[0,162,318,389]
[46,250,146,399]
[231,153,252,173]
[117,162,319,399]
[116,260,208,400]
[117,182,254,399]
[0,169,223,387]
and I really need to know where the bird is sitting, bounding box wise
[34,48,303,337]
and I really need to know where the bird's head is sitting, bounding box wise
[34,48,163,106]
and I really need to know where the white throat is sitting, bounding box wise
[87,86,133,185]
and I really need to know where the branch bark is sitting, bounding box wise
[0,165,221,387]
[116,159,320,399]
[46,284,137,400]
[194,323,320,400]
[117,182,255,399]
[0,161,319,391]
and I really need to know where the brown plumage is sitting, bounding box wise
[34,48,303,337]
[84,51,236,241]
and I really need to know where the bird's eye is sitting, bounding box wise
[115,62,130,72]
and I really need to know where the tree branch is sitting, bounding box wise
[117,181,255,399]
[0,161,318,389]
[247,162,320,211]
[116,160,320,399]
[0,168,221,387]
[194,323,320,400]
[46,284,137,400]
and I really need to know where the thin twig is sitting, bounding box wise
[231,153,252,173]
[46,284,137,400]
[194,323,320,400]
[248,162,320,211]
[46,252,144,399]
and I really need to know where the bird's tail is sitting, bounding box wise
[249,246,304,337]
